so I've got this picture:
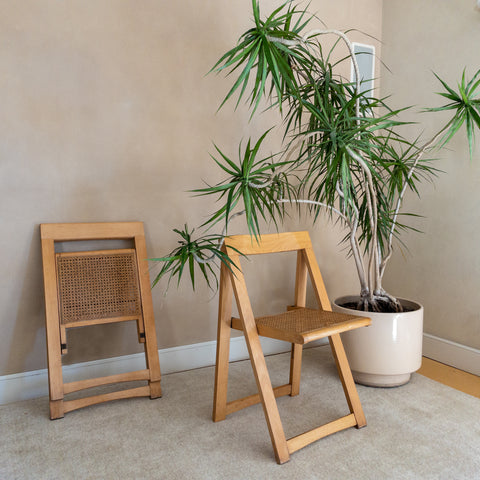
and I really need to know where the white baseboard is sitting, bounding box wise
[423,333,480,376]
[0,336,327,406]
[2,333,477,406]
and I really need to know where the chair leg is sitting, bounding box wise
[212,318,231,422]
[143,320,162,400]
[42,238,65,419]
[47,358,65,420]
[213,266,233,422]
[329,333,367,428]
[243,328,290,464]
[289,343,302,397]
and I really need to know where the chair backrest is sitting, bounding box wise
[41,222,155,351]
[223,231,332,313]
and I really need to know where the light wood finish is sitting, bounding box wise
[225,384,292,416]
[294,251,308,308]
[287,414,357,454]
[41,238,65,411]
[63,386,151,414]
[40,221,147,241]
[289,343,303,397]
[289,251,308,397]
[418,357,480,399]
[222,231,312,255]
[303,246,332,311]
[134,229,162,398]
[230,254,290,464]
[212,262,234,423]
[329,334,367,427]
[40,222,162,419]
[63,369,151,395]
[212,231,371,464]
[62,315,141,330]
[57,248,136,257]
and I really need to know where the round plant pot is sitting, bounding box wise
[333,296,423,387]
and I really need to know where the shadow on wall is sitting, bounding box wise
[6,228,46,376]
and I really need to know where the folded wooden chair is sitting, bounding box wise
[40,222,161,419]
[212,231,371,464]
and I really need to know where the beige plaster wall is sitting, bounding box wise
[380,0,480,350]
[0,0,382,377]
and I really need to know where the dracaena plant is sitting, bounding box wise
[152,0,480,313]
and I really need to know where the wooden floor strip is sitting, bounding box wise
[417,357,480,399]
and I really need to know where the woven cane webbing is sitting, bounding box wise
[256,307,363,335]
[56,250,142,324]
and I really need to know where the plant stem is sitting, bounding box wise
[277,198,348,222]
[335,184,368,295]
[269,28,371,295]
[277,197,369,295]
[346,146,380,297]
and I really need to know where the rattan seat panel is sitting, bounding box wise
[254,307,368,344]
[56,251,142,324]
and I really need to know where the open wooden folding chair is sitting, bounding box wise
[212,231,371,464]
[40,222,161,419]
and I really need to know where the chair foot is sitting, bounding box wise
[149,380,162,399]
[49,399,64,420]
[276,453,290,465]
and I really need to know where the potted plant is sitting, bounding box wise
[152,1,480,386]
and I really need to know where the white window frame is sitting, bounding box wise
[350,42,376,95]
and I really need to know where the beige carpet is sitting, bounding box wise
[1,346,479,479]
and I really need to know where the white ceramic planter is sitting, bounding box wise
[333,296,424,387]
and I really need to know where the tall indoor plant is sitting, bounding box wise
[153,1,480,386]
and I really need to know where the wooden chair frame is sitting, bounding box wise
[40,222,161,419]
[212,231,371,464]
